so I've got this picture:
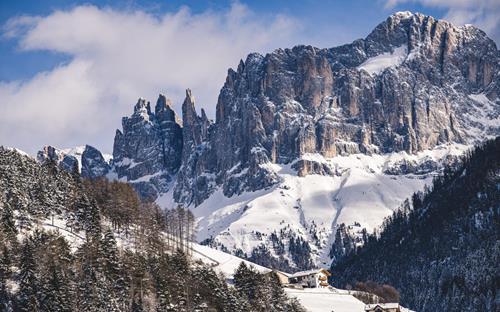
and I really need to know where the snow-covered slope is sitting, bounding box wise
[159,143,468,268]
[37,214,270,279]
[284,288,365,312]
[192,244,272,278]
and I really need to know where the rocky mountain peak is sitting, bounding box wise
[182,89,197,122]
[39,13,499,209]
[155,93,179,124]
[182,89,210,153]
[133,97,152,116]
[30,12,500,270]
[36,144,110,179]
[81,144,111,179]
[113,94,183,199]
[172,11,499,205]
[37,145,79,172]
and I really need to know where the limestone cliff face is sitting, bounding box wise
[34,12,498,271]
[37,145,79,172]
[172,12,499,205]
[113,95,183,200]
[81,145,111,179]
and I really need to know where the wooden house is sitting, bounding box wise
[288,268,331,288]
[364,303,401,312]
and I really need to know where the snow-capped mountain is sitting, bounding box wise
[36,12,500,270]
[37,145,112,179]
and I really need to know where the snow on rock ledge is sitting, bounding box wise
[357,45,407,75]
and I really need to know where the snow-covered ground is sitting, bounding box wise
[36,215,270,280]
[284,288,365,312]
[285,288,416,312]
[171,144,469,266]
[192,244,271,278]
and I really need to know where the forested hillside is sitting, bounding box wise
[0,147,304,312]
[331,138,500,311]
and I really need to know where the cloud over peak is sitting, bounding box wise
[0,3,300,154]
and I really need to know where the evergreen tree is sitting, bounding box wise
[101,229,120,278]
[1,201,17,244]
[41,259,71,312]
[332,138,500,311]
[17,239,40,312]
[0,244,13,312]
[40,237,73,312]
[234,262,260,303]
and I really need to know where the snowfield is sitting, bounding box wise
[162,144,469,267]
[192,243,272,278]
[37,215,271,280]
[357,45,408,75]
[284,288,365,312]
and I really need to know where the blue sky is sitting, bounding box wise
[0,0,497,154]
[0,0,447,81]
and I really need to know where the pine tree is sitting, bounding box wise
[0,244,13,312]
[101,229,119,277]
[1,201,17,244]
[41,260,71,312]
[267,272,289,311]
[40,237,73,312]
[18,239,40,312]
[234,262,260,303]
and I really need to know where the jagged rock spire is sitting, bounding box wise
[113,94,183,200]
[81,145,110,179]
[181,89,209,159]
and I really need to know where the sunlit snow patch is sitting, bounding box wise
[358,45,407,75]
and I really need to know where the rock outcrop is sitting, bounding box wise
[81,145,111,179]
[34,12,500,270]
[37,145,111,179]
[112,95,183,200]
[37,145,79,172]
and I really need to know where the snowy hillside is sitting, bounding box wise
[192,244,272,278]
[159,143,468,268]
[284,288,365,312]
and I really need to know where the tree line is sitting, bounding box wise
[0,147,305,311]
[331,137,500,311]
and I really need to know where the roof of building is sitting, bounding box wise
[290,268,331,278]
[365,303,400,310]
[271,270,291,277]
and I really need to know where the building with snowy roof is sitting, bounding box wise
[288,268,331,288]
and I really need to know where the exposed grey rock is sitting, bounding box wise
[37,145,79,173]
[172,12,499,205]
[112,95,183,200]
[81,145,111,179]
[37,145,111,179]
[32,12,499,270]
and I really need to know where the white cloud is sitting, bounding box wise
[0,3,301,154]
[385,0,500,44]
